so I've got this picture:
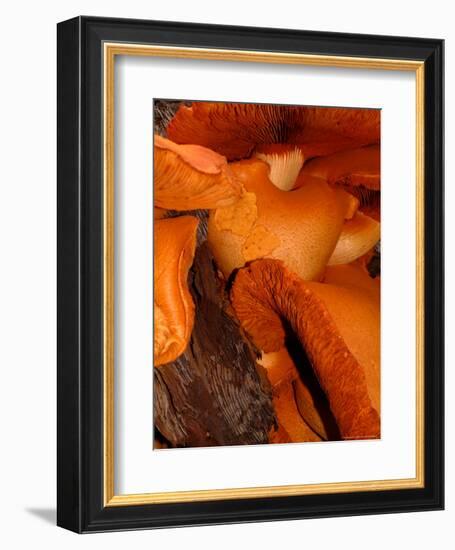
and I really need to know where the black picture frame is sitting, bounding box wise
[57,16,444,533]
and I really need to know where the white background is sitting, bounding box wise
[116,57,416,494]
[0,1,452,549]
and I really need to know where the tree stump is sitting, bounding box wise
[154,242,276,447]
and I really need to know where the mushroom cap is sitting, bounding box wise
[328,212,380,266]
[312,264,380,413]
[323,261,380,293]
[154,206,167,220]
[295,144,381,220]
[207,158,357,280]
[154,135,242,210]
[295,145,380,191]
[288,108,380,160]
[231,259,380,440]
[293,145,381,265]
[167,102,293,160]
[167,102,379,161]
[154,215,199,366]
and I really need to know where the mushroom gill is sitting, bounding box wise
[154,135,242,210]
[231,259,380,440]
[154,216,199,367]
[254,144,305,191]
[207,158,358,280]
[288,108,380,160]
[167,102,293,160]
[166,102,379,161]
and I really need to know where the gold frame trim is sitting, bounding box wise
[103,43,425,507]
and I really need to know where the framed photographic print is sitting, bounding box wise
[57,16,444,533]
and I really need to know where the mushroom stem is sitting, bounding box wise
[255,145,305,191]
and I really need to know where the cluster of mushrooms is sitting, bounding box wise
[154,102,380,444]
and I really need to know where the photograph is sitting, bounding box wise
[153,100,381,448]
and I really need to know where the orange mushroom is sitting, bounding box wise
[254,144,305,191]
[258,348,298,388]
[295,145,380,190]
[153,100,382,449]
[164,103,380,282]
[154,135,242,210]
[167,102,379,162]
[320,262,380,414]
[231,259,380,440]
[288,107,380,160]
[207,158,358,280]
[294,378,337,441]
[270,382,321,444]
[259,349,328,443]
[154,216,199,367]
[294,145,381,264]
[167,102,294,160]
[154,207,167,220]
[295,145,381,220]
[328,212,380,266]
[260,343,341,442]
[323,261,380,293]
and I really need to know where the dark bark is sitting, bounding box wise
[154,243,276,447]
[153,99,191,136]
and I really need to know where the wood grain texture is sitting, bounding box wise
[154,242,276,447]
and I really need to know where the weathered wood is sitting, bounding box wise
[154,243,276,447]
[154,99,190,136]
